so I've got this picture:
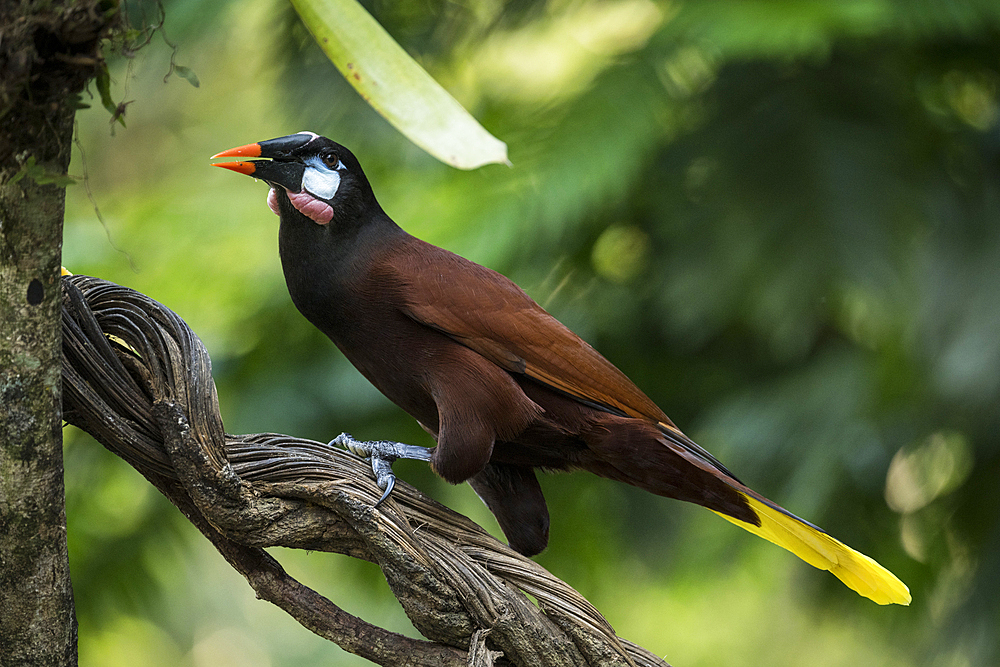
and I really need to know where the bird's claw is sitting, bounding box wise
[331,433,432,507]
[370,457,396,508]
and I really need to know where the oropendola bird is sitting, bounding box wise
[212,132,910,605]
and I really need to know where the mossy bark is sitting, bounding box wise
[0,2,120,665]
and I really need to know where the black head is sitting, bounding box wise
[212,132,403,323]
[212,132,380,225]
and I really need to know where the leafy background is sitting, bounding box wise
[62,0,1000,665]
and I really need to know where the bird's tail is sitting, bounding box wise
[594,419,909,604]
[712,492,911,606]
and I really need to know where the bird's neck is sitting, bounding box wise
[276,200,406,328]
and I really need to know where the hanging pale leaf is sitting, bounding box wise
[289,0,508,170]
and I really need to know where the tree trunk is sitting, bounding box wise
[0,2,120,664]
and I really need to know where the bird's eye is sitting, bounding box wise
[322,153,340,170]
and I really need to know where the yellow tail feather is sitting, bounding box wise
[713,494,911,606]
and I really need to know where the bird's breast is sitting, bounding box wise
[288,264,445,430]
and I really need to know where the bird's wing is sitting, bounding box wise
[392,240,672,425]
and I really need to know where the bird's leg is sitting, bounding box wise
[331,432,433,507]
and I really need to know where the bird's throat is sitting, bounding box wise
[268,187,334,225]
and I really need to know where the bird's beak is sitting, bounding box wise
[211,133,316,192]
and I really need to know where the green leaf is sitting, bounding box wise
[67,93,91,111]
[95,63,116,115]
[172,65,201,88]
[10,156,76,187]
[35,171,78,187]
[8,158,29,185]
[290,0,508,170]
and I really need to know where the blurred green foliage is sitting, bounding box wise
[62,0,1000,665]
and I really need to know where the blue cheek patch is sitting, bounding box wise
[302,163,342,200]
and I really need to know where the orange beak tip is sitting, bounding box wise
[212,160,257,176]
[211,142,263,159]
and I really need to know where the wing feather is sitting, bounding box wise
[393,241,671,425]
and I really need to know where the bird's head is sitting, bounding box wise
[212,132,377,226]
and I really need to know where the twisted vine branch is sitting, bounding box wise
[60,275,668,667]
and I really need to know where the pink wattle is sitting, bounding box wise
[266,188,334,225]
[287,190,334,225]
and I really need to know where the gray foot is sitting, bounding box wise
[331,433,433,507]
